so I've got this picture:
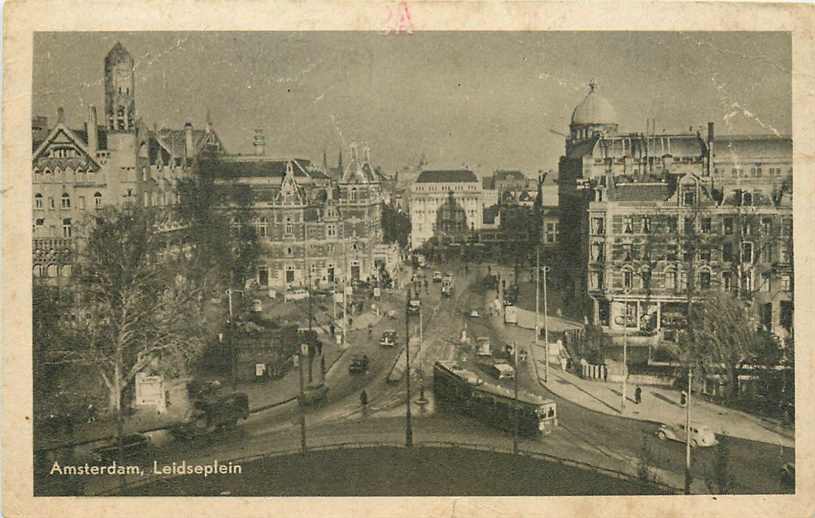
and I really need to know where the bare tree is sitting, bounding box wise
[48,208,208,464]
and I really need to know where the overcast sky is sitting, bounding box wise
[33,32,791,175]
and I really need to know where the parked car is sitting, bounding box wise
[380,329,398,347]
[408,299,421,315]
[433,271,443,282]
[349,354,370,374]
[91,433,150,463]
[469,309,480,318]
[299,382,329,406]
[489,361,515,381]
[657,422,718,448]
[284,288,310,302]
[441,285,452,298]
[781,462,795,488]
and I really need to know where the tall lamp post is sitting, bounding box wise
[298,342,308,456]
[542,265,551,384]
[513,340,519,455]
[621,287,632,412]
[684,365,694,494]
[226,288,244,390]
[404,289,414,447]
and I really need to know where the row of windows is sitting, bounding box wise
[414,184,479,193]
[593,214,792,236]
[34,192,103,210]
[593,240,791,265]
[591,268,792,292]
[713,166,791,177]
[33,218,72,238]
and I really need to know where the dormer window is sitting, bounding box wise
[741,192,753,206]
[683,190,696,207]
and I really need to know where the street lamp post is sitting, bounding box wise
[542,265,551,384]
[684,365,693,494]
[298,342,308,456]
[621,287,632,412]
[535,247,540,380]
[513,340,519,455]
[404,289,414,447]
[226,288,244,391]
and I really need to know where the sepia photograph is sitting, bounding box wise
[27,29,797,498]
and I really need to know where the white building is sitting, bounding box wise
[409,169,483,250]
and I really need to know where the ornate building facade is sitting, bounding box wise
[203,144,385,290]
[32,42,223,284]
[558,82,793,338]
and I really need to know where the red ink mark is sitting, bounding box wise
[384,1,414,34]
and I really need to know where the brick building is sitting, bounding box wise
[31,42,223,284]
[202,143,385,290]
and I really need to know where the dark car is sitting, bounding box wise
[349,354,370,374]
[299,382,329,406]
[91,433,150,463]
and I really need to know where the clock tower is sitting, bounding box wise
[104,42,135,133]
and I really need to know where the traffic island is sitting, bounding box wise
[121,445,670,496]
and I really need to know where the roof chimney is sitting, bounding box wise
[364,145,371,164]
[184,122,194,159]
[350,143,358,163]
[57,107,65,124]
[253,129,265,156]
[87,106,98,155]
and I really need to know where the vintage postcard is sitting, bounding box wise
[3,1,815,517]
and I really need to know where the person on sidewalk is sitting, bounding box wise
[634,386,642,405]
[360,389,368,410]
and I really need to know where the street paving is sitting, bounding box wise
[38,261,795,496]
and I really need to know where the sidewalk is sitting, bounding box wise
[487,305,794,449]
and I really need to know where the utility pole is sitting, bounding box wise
[298,343,307,456]
[543,265,551,383]
[535,248,540,380]
[305,221,314,383]
[343,241,349,344]
[622,287,631,412]
[404,289,414,447]
[685,366,693,494]
[513,340,519,455]
[226,288,243,391]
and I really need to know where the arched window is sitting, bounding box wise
[742,192,753,206]
[94,192,103,209]
[61,193,71,209]
[33,265,42,277]
[285,216,293,234]
[34,193,43,209]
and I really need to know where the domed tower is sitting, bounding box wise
[104,42,135,133]
[569,80,618,143]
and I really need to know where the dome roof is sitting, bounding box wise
[571,81,617,126]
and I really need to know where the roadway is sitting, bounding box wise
[59,260,793,496]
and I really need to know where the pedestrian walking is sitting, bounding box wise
[329,322,335,336]
[634,386,642,405]
[360,389,368,407]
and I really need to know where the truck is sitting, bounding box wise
[171,392,250,438]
